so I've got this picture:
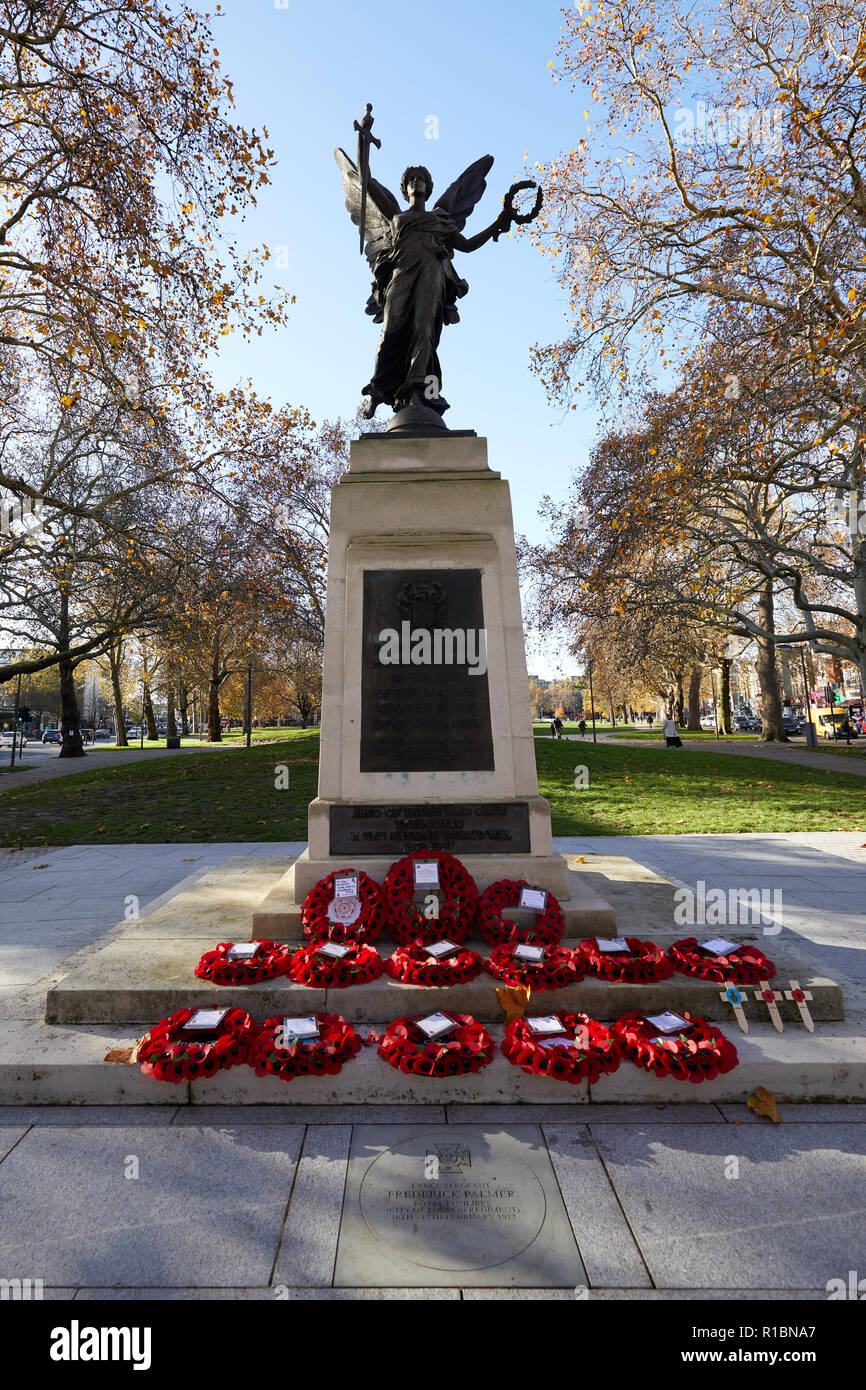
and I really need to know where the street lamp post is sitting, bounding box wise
[10,672,21,770]
[800,648,817,747]
[778,642,817,747]
[710,668,720,739]
[246,662,253,750]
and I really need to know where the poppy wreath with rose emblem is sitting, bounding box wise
[287,939,383,988]
[383,850,479,945]
[139,1006,259,1085]
[194,940,293,987]
[301,868,386,944]
[669,938,776,985]
[249,1011,361,1083]
[502,1009,620,1085]
[383,938,484,987]
[611,1010,739,1083]
[477,880,565,948]
[378,1013,494,1078]
[576,936,674,984]
[483,941,582,990]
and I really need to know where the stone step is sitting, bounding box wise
[2,1017,865,1106]
[252,866,617,940]
[45,934,842,1026]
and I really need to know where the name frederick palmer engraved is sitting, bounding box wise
[384,1183,520,1224]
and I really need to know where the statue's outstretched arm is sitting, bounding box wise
[452,209,511,253]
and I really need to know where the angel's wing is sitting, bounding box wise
[334,147,399,269]
[434,154,494,231]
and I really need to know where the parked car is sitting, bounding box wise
[125,726,141,739]
[94,729,111,741]
[0,730,26,749]
[41,729,61,744]
[699,715,717,731]
[781,716,803,735]
[733,715,752,731]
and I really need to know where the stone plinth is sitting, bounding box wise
[259,432,575,924]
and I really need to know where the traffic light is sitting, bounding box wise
[17,706,31,723]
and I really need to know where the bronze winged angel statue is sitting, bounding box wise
[335,107,542,430]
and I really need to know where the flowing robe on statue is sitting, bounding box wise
[364,210,468,416]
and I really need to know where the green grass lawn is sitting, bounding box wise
[1,731,864,844]
[538,740,866,834]
[0,733,319,846]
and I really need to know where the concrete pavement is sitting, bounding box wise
[1,834,864,1298]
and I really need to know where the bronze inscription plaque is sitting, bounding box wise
[360,569,495,772]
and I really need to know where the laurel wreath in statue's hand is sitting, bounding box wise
[493,180,543,240]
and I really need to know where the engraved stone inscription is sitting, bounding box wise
[329,801,531,856]
[358,1132,546,1272]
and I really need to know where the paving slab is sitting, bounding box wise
[591,1122,866,1290]
[463,1287,829,1300]
[0,1106,179,1126]
[541,1123,652,1287]
[0,1125,29,1160]
[72,1286,461,1299]
[334,1123,585,1288]
[273,1125,350,1286]
[0,1125,304,1287]
[172,1105,446,1125]
[718,1102,866,1124]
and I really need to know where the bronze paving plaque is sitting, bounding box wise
[335,1126,584,1287]
[360,568,495,772]
[329,801,531,855]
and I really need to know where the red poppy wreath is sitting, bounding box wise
[577,936,674,984]
[483,941,582,990]
[249,1011,361,1083]
[611,1010,739,1084]
[378,1013,494,1077]
[287,939,383,988]
[383,938,484,986]
[669,938,776,985]
[139,1006,259,1085]
[301,868,386,944]
[383,850,479,945]
[502,1009,620,1085]
[194,940,293,987]
[477,880,565,948]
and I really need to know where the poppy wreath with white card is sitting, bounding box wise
[139,1006,260,1085]
[194,940,294,987]
[483,940,582,990]
[669,938,776,985]
[611,1010,739,1083]
[249,1011,362,1083]
[477,880,565,948]
[384,937,484,986]
[501,1009,620,1085]
[383,850,480,945]
[301,868,387,944]
[577,936,674,984]
[287,939,384,989]
[378,1012,495,1077]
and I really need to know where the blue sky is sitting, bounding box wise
[212,0,595,672]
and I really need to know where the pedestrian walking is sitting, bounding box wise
[662,715,681,748]
[578,718,586,737]
[554,716,563,740]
